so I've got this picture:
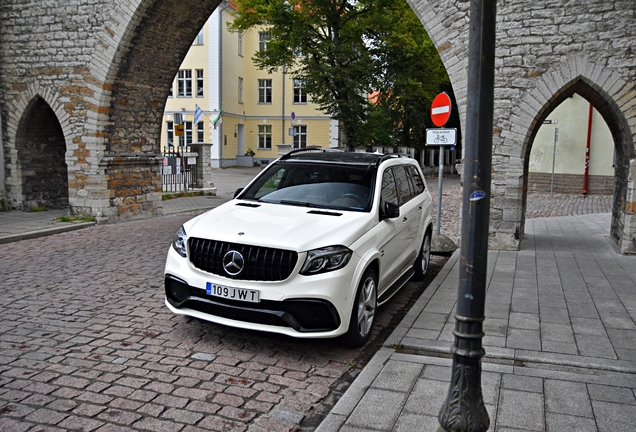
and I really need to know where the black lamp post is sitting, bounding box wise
[438,0,497,431]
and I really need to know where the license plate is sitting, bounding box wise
[206,282,260,303]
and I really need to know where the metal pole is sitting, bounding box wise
[436,147,444,235]
[438,0,495,430]
[550,128,558,198]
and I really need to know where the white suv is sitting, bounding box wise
[164,150,433,346]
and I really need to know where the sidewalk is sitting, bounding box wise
[318,213,636,432]
[0,166,260,244]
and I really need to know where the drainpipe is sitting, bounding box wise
[583,103,593,195]
[282,65,286,145]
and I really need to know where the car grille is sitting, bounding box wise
[165,276,340,332]
[188,238,298,281]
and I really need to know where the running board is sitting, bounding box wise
[377,269,415,306]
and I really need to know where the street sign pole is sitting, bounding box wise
[438,0,495,430]
[436,148,444,235]
[429,92,453,236]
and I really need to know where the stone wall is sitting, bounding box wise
[0,0,634,251]
[528,173,614,195]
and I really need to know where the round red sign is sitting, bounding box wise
[430,92,452,127]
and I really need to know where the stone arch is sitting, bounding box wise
[15,96,69,210]
[501,57,635,252]
[407,0,470,140]
[3,83,74,210]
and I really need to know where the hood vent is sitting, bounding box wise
[307,210,342,216]
[235,202,260,208]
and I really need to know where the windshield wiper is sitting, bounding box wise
[279,199,317,208]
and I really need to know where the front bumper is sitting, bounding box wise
[165,275,340,332]
[163,246,361,338]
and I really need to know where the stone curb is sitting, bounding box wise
[0,222,95,245]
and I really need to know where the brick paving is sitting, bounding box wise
[0,168,618,431]
[0,210,446,431]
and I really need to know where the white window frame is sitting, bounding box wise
[293,125,307,149]
[194,29,204,45]
[197,122,205,142]
[293,79,307,104]
[177,70,192,97]
[258,124,272,149]
[184,121,193,146]
[196,69,204,97]
[258,79,272,104]
[258,31,270,52]
[166,121,174,147]
[238,32,243,56]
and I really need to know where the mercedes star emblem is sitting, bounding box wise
[222,250,245,276]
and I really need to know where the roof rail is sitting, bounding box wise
[280,147,344,160]
[376,153,404,167]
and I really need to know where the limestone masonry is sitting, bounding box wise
[0,0,634,251]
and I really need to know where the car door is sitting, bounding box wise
[393,165,421,269]
[376,167,404,291]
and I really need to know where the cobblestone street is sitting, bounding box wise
[0,209,445,432]
[0,168,617,431]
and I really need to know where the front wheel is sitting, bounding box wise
[413,231,431,281]
[342,268,377,347]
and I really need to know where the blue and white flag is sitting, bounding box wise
[194,104,204,125]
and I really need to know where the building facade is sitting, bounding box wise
[161,3,339,168]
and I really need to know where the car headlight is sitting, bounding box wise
[300,246,352,275]
[172,225,188,258]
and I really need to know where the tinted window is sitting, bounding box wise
[381,168,399,207]
[408,166,425,195]
[394,166,414,205]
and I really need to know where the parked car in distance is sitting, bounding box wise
[164,149,434,346]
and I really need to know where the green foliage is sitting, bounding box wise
[367,0,451,149]
[58,215,96,223]
[230,0,451,150]
[29,206,48,212]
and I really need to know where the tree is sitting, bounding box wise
[229,0,449,150]
[368,0,451,150]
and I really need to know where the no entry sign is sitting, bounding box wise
[431,92,452,127]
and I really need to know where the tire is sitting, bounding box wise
[342,268,377,347]
[413,230,431,281]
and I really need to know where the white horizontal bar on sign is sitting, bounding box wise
[425,128,457,146]
[432,106,450,115]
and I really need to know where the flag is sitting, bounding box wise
[194,104,203,125]
[212,105,223,129]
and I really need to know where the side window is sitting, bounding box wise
[381,168,399,207]
[408,166,425,195]
[394,166,413,205]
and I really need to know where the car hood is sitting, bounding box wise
[184,200,376,252]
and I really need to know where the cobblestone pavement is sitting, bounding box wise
[0,168,616,431]
[0,210,447,432]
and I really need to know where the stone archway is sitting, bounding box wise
[16,96,69,210]
[519,77,634,251]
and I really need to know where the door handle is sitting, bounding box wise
[403,217,408,223]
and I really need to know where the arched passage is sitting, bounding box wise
[520,77,634,250]
[16,97,69,210]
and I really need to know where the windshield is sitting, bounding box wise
[240,162,374,212]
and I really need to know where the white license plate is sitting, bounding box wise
[206,282,260,303]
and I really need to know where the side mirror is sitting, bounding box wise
[233,188,244,199]
[382,201,400,219]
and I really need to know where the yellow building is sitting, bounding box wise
[161,2,339,168]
